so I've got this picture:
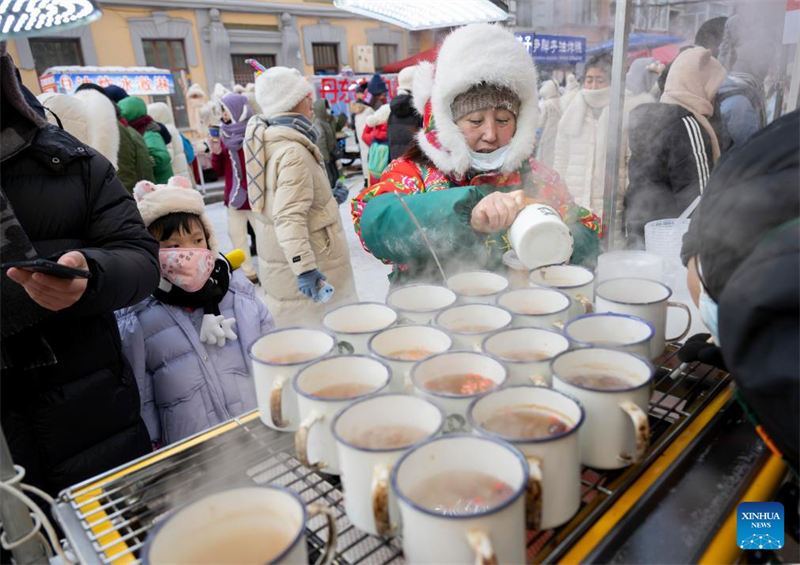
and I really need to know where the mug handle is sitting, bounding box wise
[465,529,498,565]
[307,502,338,565]
[618,401,649,465]
[269,376,289,428]
[525,455,543,531]
[666,301,692,344]
[337,341,355,355]
[371,463,393,536]
[530,374,548,387]
[295,411,325,470]
[575,293,594,314]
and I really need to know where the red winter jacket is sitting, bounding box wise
[362,122,388,146]
[211,143,250,210]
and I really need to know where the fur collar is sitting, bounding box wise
[366,104,391,127]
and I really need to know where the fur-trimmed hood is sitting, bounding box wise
[366,103,391,127]
[412,23,539,177]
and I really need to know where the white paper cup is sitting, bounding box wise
[563,313,656,358]
[386,284,458,325]
[392,434,529,564]
[447,271,510,304]
[434,303,513,350]
[551,348,654,470]
[293,355,391,475]
[496,287,571,330]
[529,264,595,319]
[249,328,337,432]
[468,386,585,529]
[480,327,570,386]
[142,486,337,565]
[368,325,454,392]
[332,394,445,536]
[322,302,399,354]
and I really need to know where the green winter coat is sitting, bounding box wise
[116,121,155,193]
[118,97,173,184]
[312,99,337,161]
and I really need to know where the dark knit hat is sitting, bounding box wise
[450,83,521,121]
[367,73,388,96]
[104,85,129,103]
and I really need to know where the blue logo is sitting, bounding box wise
[737,502,784,550]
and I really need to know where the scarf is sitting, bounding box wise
[154,256,231,316]
[220,94,253,209]
[267,113,319,144]
[128,114,155,137]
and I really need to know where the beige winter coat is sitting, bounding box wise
[245,117,357,327]
[147,102,193,183]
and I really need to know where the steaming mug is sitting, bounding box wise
[480,327,570,387]
[495,287,571,330]
[551,348,655,470]
[386,283,458,325]
[508,203,574,270]
[249,328,338,432]
[142,486,337,565]
[368,325,454,392]
[434,303,513,350]
[322,302,398,354]
[594,278,691,358]
[293,355,391,475]
[529,264,595,319]
[332,394,445,536]
[468,386,585,530]
[447,271,509,305]
[391,434,530,564]
[563,313,656,358]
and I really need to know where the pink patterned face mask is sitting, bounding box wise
[158,248,215,293]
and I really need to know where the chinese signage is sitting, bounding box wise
[39,67,175,95]
[516,33,586,64]
[310,74,399,117]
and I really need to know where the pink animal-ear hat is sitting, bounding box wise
[134,176,219,255]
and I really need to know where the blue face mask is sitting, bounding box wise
[469,146,509,172]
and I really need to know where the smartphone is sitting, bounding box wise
[1,258,91,279]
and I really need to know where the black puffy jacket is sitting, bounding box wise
[1,124,159,495]
[387,92,422,161]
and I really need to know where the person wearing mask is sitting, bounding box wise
[535,78,561,168]
[625,47,726,248]
[117,176,275,448]
[352,24,601,285]
[387,65,422,161]
[362,103,391,186]
[0,46,159,496]
[119,96,174,184]
[148,102,193,183]
[105,85,173,146]
[245,67,357,326]
[209,93,259,284]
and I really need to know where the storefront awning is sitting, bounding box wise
[382,47,439,73]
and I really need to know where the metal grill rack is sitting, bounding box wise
[54,346,730,565]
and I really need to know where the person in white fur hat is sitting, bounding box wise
[352,24,602,285]
[245,67,357,327]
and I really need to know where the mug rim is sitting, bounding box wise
[390,433,529,521]
[331,393,446,453]
[247,326,337,368]
[549,347,656,393]
[321,301,399,335]
[528,263,595,289]
[595,277,673,306]
[293,354,392,401]
[410,349,509,399]
[141,485,306,565]
[467,385,586,445]
[386,283,458,313]
[563,313,656,347]
[367,325,454,363]
[480,326,570,364]
[446,269,510,296]
[433,303,515,335]
[496,287,572,317]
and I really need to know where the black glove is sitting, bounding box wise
[332,180,349,205]
[677,333,727,371]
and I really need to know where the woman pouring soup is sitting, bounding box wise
[352,24,601,285]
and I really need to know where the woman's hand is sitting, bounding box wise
[470,190,526,233]
[207,136,222,155]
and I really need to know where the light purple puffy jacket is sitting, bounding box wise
[117,271,275,447]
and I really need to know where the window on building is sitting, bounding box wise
[142,39,190,128]
[231,54,276,86]
[29,38,83,78]
[633,0,670,31]
[570,0,599,25]
[312,43,339,75]
[373,43,398,72]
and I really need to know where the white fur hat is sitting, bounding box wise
[397,65,417,92]
[255,67,312,118]
[412,23,539,176]
[134,176,219,255]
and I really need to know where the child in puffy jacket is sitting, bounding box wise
[362,103,391,186]
[116,176,275,448]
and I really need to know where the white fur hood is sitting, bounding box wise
[147,102,176,126]
[365,103,391,127]
[412,23,539,177]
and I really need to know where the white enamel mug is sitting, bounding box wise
[322,302,398,354]
[563,313,656,359]
[392,434,529,565]
[468,386,585,530]
[480,327,570,387]
[508,203,574,270]
[249,328,337,432]
[332,394,445,537]
[434,303,514,350]
[529,264,595,319]
[142,486,337,565]
[368,325,454,392]
[496,287,572,330]
[594,278,692,358]
[551,348,654,470]
[411,351,508,433]
[447,271,510,304]
[294,355,391,475]
[386,284,458,325]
